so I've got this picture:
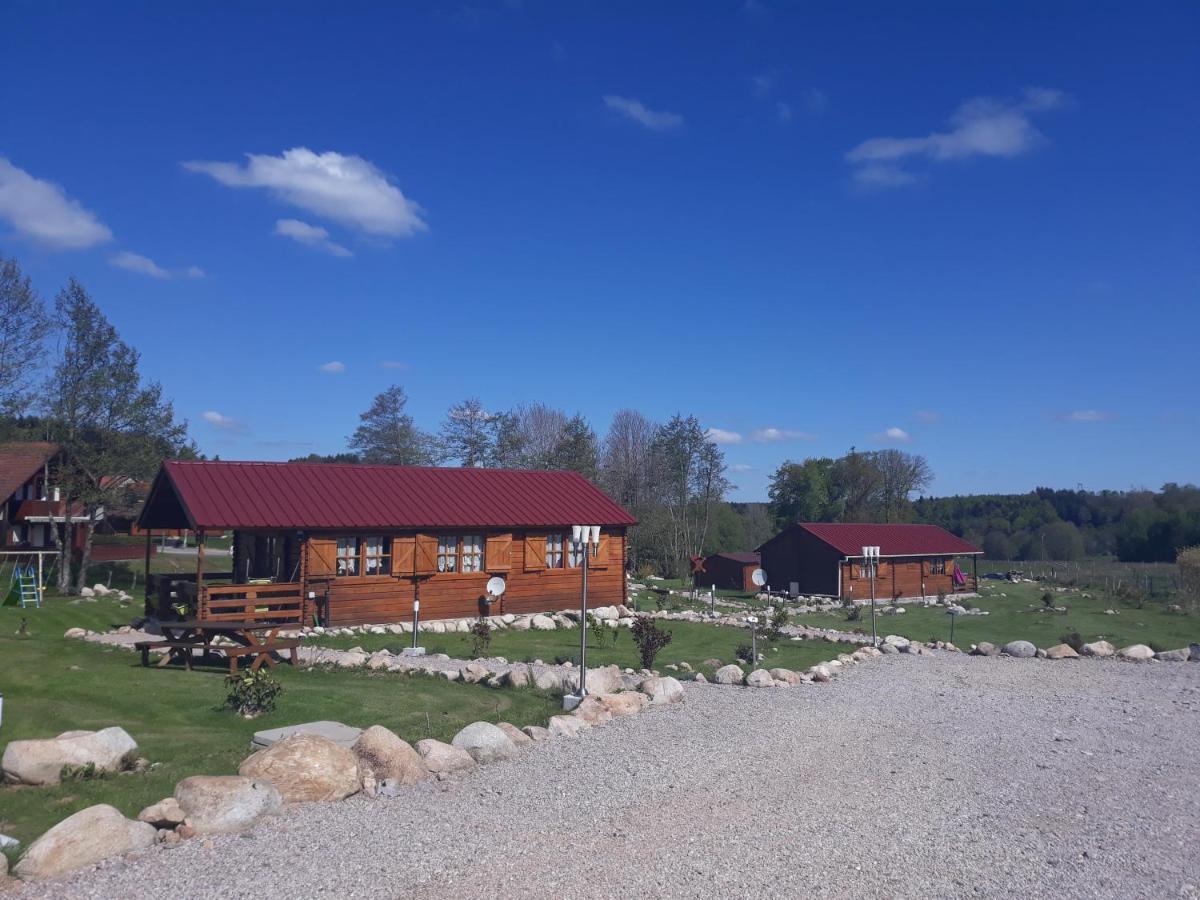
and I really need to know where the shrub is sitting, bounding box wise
[224,669,283,718]
[469,617,492,658]
[845,603,862,622]
[734,643,755,666]
[588,614,617,649]
[636,563,657,580]
[1059,630,1084,651]
[630,617,673,670]
[1041,592,1055,608]
[937,589,947,604]
[766,606,789,642]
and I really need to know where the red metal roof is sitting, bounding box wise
[142,460,638,531]
[0,442,58,502]
[708,551,761,565]
[781,523,980,557]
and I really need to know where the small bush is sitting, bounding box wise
[845,603,862,622]
[1059,630,1084,651]
[636,563,657,580]
[734,643,755,666]
[630,617,673,670]
[588,614,618,649]
[469,617,492,658]
[1041,592,1055,608]
[765,606,789,641]
[937,588,947,603]
[224,669,283,718]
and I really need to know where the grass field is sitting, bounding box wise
[315,619,847,676]
[0,593,560,853]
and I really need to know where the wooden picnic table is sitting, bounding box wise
[136,619,301,674]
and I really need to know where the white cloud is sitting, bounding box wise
[110,251,205,280]
[110,251,169,279]
[705,428,743,445]
[750,427,816,443]
[183,148,427,238]
[318,361,346,373]
[915,410,939,424]
[1063,409,1112,423]
[873,426,912,443]
[603,96,683,132]
[273,218,352,257]
[0,157,113,249]
[730,463,754,473]
[846,88,1067,187]
[203,410,245,433]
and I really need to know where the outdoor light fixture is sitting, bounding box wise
[862,545,881,647]
[564,524,602,710]
[746,615,759,663]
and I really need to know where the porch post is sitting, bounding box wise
[143,530,152,602]
[973,554,978,592]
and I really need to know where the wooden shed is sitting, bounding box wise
[692,552,761,592]
[137,460,636,627]
[757,523,981,600]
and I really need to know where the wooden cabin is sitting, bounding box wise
[137,459,637,627]
[757,523,981,600]
[0,442,88,553]
[692,552,761,592]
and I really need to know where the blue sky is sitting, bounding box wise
[1,1,1197,501]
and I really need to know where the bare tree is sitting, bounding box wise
[511,403,567,469]
[440,397,495,467]
[600,409,656,509]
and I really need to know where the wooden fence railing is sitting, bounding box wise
[199,581,307,624]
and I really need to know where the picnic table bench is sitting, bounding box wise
[134,620,302,674]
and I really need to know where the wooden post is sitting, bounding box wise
[972,555,979,592]
[143,530,152,610]
[196,529,206,618]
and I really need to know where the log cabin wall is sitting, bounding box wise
[303,528,628,627]
[840,556,957,601]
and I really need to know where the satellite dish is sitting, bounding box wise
[486,576,507,597]
[751,568,767,587]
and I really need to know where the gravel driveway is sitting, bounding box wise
[28,654,1200,899]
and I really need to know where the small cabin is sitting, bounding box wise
[757,523,981,600]
[0,441,85,552]
[693,552,761,592]
[137,459,637,627]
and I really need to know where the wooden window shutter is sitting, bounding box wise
[414,534,438,575]
[588,533,610,569]
[392,536,416,576]
[485,533,512,572]
[523,533,546,572]
[306,537,337,578]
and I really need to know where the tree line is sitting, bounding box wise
[0,255,193,594]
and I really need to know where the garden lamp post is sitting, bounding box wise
[746,615,759,664]
[863,545,881,647]
[565,524,601,708]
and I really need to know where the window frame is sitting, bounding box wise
[545,532,565,569]
[363,535,392,576]
[336,536,360,577]
[460,534,484,573]
[437,535,459,573]
[929,557,946,575]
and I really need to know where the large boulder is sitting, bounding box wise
[174,775,283,834]
[450,722,518,764]
[1155,647,1190,662]
[459,662,490,684]
[533,669,564,692]
[639,676,685,703]
[1044,643,1079,660]
[579,665,624,695]
[2,726,138,786]
[713,664,745,685]
[521,725,551,741]
[238,733,360,803]
[1119,644,1155,661]
[745,669,774,688]
[769,668,803,686]
[595,692,650,717]
[572,696,614,727]
[495,722,532,746]
[971,642,1000,657]
[14,804,156,880]
[415,739,475,776]
[530,614,556,631]
[1001,640,1037,659]
[1079,640,1115,657]
[352,725,429,786]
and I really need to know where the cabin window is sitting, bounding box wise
[461,534,484,572]
[364,536,392,575]
[545,533,565,569]
[568,539,584,568]
[336,537,360,576]
[929,558,946,575]
[437,536,458,572]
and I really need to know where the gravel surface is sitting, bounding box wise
[25,654,1200,899]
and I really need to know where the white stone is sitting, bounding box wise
[174,775,283,834]
[1079,640,1115,657]
[137,797,185,828]
[2,726,138,786]
[713,664,745,685]
[415,739,476,775]
[239,733,361,803]
[530,614,556,631]
[352,725,429,786]
[547,714,589,738]
[638,676,685,704]
[1118,644,1155,661]
[1001,640,1037,659]
[745,669,775,688]
[451,722,518,764]
[14,804,156,880]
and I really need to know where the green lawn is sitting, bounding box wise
[0,593,560,853]
[315,619,848,675]
[788,579,1200,650]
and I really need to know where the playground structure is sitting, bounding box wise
[0,550,54,608]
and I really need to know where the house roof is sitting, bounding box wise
[762,522,981,557]
[138,460,638,531]
[0,442,58,501]
[707,551,760,565]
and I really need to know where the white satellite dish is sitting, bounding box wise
[751,568,767,587]
[486,576,507,597]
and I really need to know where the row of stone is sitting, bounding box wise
[296,604,635,639]
[701,644,886,688]
[7,674,685,883]
[968,639,1200,662]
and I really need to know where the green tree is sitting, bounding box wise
[347,385,438,465]
[44,279,191,593]
[874,448,933,523]
[982,530,1013,560]
[649,415,730,577]
[1041,521,1084,561]
[0,254,52,416]
[546,414,599,481]
[440,397,495,467]
[767,457,837,529]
